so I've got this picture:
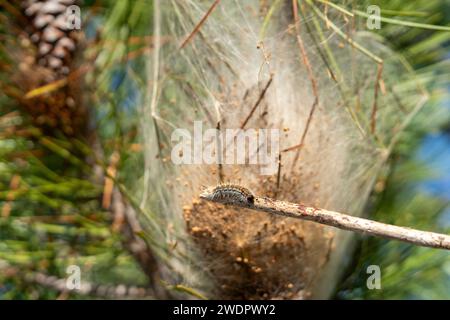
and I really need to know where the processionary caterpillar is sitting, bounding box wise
[200,184,255,205]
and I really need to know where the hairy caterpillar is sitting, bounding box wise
[200,184,255,205]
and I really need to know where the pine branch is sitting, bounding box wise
[90,137,169,298]
[200,186,450,250]
[1,267,153,299]
[110,187,170,299]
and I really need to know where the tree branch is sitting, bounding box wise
[1,267,153,299]
[200,186,450,250]
[111,187,170,298]
[88,134,169,298]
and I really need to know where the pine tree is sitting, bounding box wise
[0,0,449,300]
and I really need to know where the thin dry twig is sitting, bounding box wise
[292,0,319,166]
[216,121,224,183]
[240,76,273,129]
[179,0,221,49]
[370,63,383,134]
[200,187,450,250]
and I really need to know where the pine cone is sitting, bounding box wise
[22,0,80,77]
[3,0,88,137]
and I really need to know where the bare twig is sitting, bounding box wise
[216,121,224,183]
[179,0,221,49]
[292,1,319,166]
[370,63,383,134]
[275,153,282,196]
[200,188,450,250]
[240,77,273,129]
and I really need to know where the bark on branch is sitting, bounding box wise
[200,186,450,250]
